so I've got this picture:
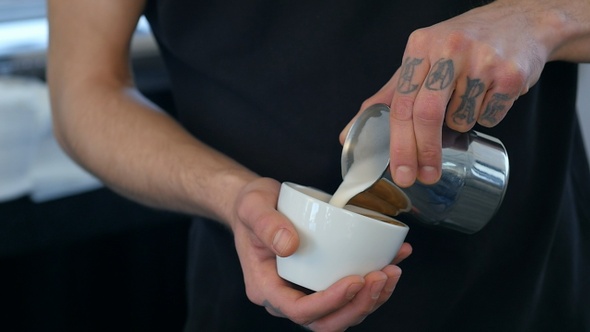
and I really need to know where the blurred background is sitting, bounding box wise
[0,1,190,331]
[0,1,589,331]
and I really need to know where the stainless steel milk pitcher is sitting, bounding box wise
[341,104,510,234]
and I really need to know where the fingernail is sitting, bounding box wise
[370,279,387,300]
[419,166,439,184]
[346,282,364,300]
[394,166,414,187]
[272,228,293,256]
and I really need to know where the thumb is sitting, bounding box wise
[235,178,300,257]
[271,225,298,257]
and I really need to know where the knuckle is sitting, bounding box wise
[391,96,415,121]
[442,30,474,53]
[418,148,440,164]
[414,96,446,124]
[391,143,415,160]
[356,305,375,318]
[234,192,256,224]
[235,190,277,243]
[360,99,387,116]
[496,62,528,91]
[245,286,263,305]
[476,51,502,76]
[360,99,374,112]
[252,211,278,241]
[407,28,430,49]
[286,311,312,327]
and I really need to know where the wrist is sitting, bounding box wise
[179,159,260,228]
[219,169,261,230]
[495,0,590,62]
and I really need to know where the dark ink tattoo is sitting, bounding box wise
[425,58,454,91]
[263,300,286,318]
[397,57,424,94]
[452,76,485,125]
[481,93,510,125]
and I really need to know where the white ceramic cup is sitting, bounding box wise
[276,182,409,291]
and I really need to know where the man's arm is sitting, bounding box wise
[540,0,590,62]
[47,0,258,224]
[349,0,590,188]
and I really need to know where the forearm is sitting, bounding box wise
[497,0,590,62]
[47,0,259,226]
[49,78,257,226]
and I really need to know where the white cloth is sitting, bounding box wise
[0,76,102,202]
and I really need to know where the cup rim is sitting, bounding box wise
[281,182,409,230]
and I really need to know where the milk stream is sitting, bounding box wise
[329,118,390,208]
[329,156,389,207]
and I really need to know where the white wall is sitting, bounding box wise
[578,64,590,156]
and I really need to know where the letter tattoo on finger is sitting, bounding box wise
[426,58,454,91]
[452,76,485,125]
[397,57,424,94]
[481,93,510,125]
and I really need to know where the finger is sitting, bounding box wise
[390,56,431,187]
[392,242,413,265]
[264,242,410,324]
[235,178,299,256]
[373,265,403,308]
[477,64,526,127]
[260,257,407,330]
[263,275,366,323]
[306,271,390,331]
[412,58,456,184]
[478,91,514,127]
[338,120,354,146]
[446,75,487,132]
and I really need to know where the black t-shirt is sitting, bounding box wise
[144,1,590,331]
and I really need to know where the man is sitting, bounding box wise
[47,0,590,331]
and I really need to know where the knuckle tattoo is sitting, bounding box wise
[481,92,511,125]
[452,76,486,126]
[426,58,454,91]
[397,57,424,94]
